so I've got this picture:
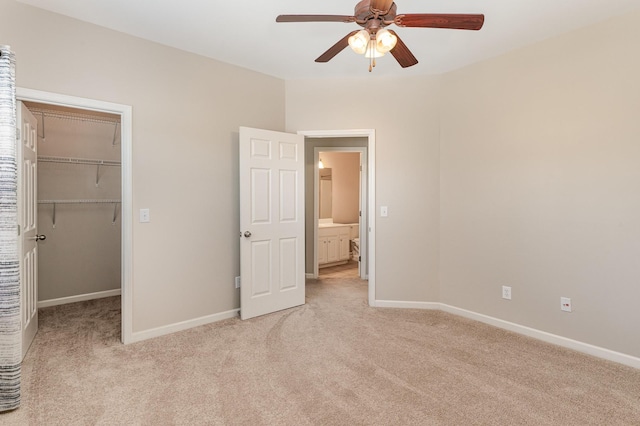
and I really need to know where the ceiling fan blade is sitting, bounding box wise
[388,30,418,68]
[395,14,485,30]
[316,31,359,63]
[370,0,395,13]
[276,15,355,23]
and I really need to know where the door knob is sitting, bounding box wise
[244,231,252,238]
[30,234,46,241]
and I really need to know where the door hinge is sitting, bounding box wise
[17,224,20,236]
[359,256,361,262]
[359,210,362,217]
[16,127,20,140]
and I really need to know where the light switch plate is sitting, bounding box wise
[139,208,150,223]
[380,206,388,217]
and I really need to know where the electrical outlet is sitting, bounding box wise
[235,276,241,289]
[561,297,572,312]
[502,286,512,300]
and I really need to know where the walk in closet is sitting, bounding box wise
[25,102,122,306]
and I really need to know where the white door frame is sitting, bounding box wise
[299,129,376,307]
[16,87,134,344]
[313,147,367,280]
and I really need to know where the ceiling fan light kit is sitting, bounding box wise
[276,0,484,72]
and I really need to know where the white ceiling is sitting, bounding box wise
[16,0,640,80]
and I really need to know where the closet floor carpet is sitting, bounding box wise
[3,277,640,425]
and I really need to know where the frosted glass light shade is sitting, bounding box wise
[364,40,385,58]
[375,28,397,53]
[348,30,370,54]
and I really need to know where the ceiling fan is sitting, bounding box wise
[276,0,484,71]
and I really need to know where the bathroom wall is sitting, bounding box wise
[320,151,360,224]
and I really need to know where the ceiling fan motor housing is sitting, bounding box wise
[355,0,397,33]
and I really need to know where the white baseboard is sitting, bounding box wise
[374,300,440,310]
[305,273,316,279]
[375,299,640,370]
[38,289,121,308]
[128,308,239,344]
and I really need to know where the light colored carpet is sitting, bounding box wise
[2,273,640,425]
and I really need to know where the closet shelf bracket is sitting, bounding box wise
[112,202,120,225]
[112,122,119,146]
[40,111,46,142]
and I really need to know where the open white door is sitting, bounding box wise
[239,127,305,320]
[17,101,40,359]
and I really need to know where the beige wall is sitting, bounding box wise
[320,151,360,224]
[288,76,442,302]
[287,11,640,358]
[439,10,640,357]
[1,0,285,332]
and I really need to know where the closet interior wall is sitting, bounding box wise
[26,102,122,304]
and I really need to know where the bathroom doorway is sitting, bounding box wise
[302,130,375,306]
[316,149,365,279]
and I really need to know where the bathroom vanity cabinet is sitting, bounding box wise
[318,225,351,267]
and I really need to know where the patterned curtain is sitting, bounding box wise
[0,45,21,412]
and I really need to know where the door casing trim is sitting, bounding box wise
[298,129,376,306]
[16,87,133,344]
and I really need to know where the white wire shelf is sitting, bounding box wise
[38,199,121,204]
[38,200,121,228]
[28,108,120,125]
[27,107,121,145]
[38,156,121,167]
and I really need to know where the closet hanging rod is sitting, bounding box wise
[27,108,120,125]
[39,199,121,205]
[38,156,121,167]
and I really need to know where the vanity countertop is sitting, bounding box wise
[318,223,349,228]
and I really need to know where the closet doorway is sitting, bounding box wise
[17,88,133,345]
[26,101,122,306]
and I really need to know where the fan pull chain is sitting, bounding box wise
[369,38,376,72]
